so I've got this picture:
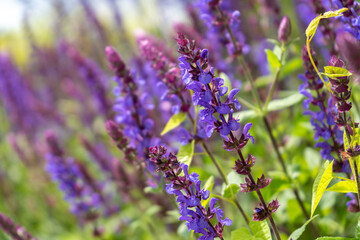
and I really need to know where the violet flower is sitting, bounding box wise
[333,0,360,40]
[105,46,157,158]
[177,33,243,144]
[346,193,360,213]
[299,46,345,171]
[149,146,231,240]
[194,0,249,57]
[0,212,37,240]
[177,34,279,224]
[45,131,113,221]
[62,42,112,119]
[137,35,190,114]
[0,54,40,138]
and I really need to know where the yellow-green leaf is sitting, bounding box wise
[322,66,352,78]
[161,112,186,135]
[178,140,195,167]
[265,49,281,69]
[311,160,334,217]
[288,215,318,240]
[327,180,357,193]
[223,183,240,199]
[306,8,347,39]
[250,221,272,240]
[231,228,254,240]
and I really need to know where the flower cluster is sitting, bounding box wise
[177,33,248,148]
[346,193,360,213]
[299,46,344,169]
[45,131,109,221]
[327,56,355,127]
[310,0,337,54]
[0,212,37,240]
[177,34,278,223]
[149,146,231,240]
[0,55,41,138]
[61,42,112,119]
[106,120,139,165]
[252,199,280,221]
[334,0,360,40]
[137,35,190,114]
[195,0,248,56]
[105,46,156,157]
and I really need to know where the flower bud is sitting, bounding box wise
[105,46,126,73]
[278,16,291,43]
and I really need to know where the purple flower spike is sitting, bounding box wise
[299,46,344,168]
[149,146,231,239]
[0,212,38,240]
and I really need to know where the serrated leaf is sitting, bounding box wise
[201,176,214,207]
[177,140,195,167]
[161,112,186,135]
[231,227,254,240]
[265,49,281,69]
[267,93,304,112]
[327,180,357,193]
[223,183,240,199]
[250,221,272,240]
[311,160,334,217]
[306,8,347,39]
[322,66,352,78]
[288,215,318,240]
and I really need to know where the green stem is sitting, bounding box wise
[200,142,228,185]
[238,56,263,108]
[344,124,360,207]
[237,96,258,111]
[263,45,285,112]
[184,111,250,225]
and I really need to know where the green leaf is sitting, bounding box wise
[356,217,360,239]
[265,49,281,69]
[177,140,195,167]
[322,66,352,78]
[279,57,303,80]
[233,92,304,121]
[223,183,240,199]
[250,221,272,240]
[232,109,258,121]
[231,228,254,240]
[327,180,357,193]
[161,112,186,135]
[306,8,347,39]
[231,221,271,240]
[288,215,318,240]
[267,93,304,112]
[201,176,214,207]
[311,160,334,217]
